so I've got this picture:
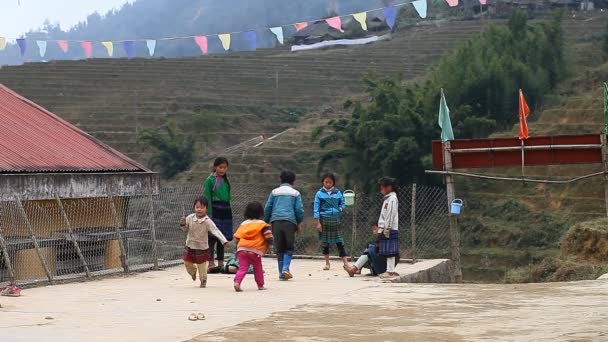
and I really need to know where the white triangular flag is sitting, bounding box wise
[412,0,428,18]
[146,40,156,56]
[269,27,284,45]
[36,40,47,57]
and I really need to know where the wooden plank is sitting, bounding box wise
[433,134,603,170]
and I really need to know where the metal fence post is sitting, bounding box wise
[15,196,54,283]
[147,180,160,270]
[0,218,15,281]
[108,196,129,273]
[55,195,91,278]
[411,184,417,263]
[350,186,358,261]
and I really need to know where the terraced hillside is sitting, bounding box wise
[203,13,608,196]
[0,19,490,169]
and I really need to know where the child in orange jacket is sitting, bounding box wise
[233,201,273,292]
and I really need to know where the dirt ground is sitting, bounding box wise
[1,259,607,342]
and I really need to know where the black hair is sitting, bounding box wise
[244,201,265,220]
[280,170,296,185]
[213,157,229,170]
[193,196,209,209]
[321,173,336,185]
[379,177,399,192]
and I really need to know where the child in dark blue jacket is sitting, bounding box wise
[264,170,304,280]
[313,173,347,271]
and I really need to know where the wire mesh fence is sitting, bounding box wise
[0,183,450,285]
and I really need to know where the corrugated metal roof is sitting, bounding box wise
[0,84,148,173]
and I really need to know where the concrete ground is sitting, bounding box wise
[1,258,607,342]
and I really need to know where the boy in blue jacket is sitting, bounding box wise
[264,170,304,280]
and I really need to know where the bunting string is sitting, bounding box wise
[0,0,488,59]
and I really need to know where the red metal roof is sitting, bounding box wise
[0,84,148,173]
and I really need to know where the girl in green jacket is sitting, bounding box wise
[203,157,233,269]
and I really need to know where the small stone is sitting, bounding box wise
[45,316,54,320]
[308,274,312,277]
[156,298,162,302]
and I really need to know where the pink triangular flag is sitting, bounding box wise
[57,40,69,53]
[326,17,344,33]
[81,41,92,58]
[479,0,487,4]
[446,0,459,6]
[194,36,208,54]
[294,22,308,32]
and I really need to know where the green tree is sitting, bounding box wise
[138,119,195,179]
[314,9,567,189]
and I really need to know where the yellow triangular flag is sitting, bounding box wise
[0,37,6,50]
[218,33,231,51]
[353,12,367,31]
[102,41,114,57]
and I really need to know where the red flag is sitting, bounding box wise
[518,89,530,140]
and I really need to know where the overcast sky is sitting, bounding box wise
[2,0,134,38]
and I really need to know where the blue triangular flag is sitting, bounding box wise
[244,31,257,50]
[36,40,47,58]
[16,39,26,57]
[124,41,135,59]
[383,7,397,30]
[269,27,284,45]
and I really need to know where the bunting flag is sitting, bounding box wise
[244,31,257,50]
[438,88,454,142]
[36,40,47,57]
[412,0,428,19]
[353,12,368,31]
[16,39,26,56]
[194,36,208,54]
[518,89,531,140]
[294,22,308,32]
[480,0,487,4]
[57,40,69,53]
[218,33,231,51]
[0,1,446,61]
[383,7,397,30]
[81,41,92,58]
[124,41,135,59]
[326,16,344,33]
[146,40,156,56]
[270,27,284,44]
[101,41,114,57]
[603,82,608,134]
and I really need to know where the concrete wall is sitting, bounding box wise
[0,172,159,201]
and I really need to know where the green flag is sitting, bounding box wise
[438,88,454,142]
[604,82,608,134]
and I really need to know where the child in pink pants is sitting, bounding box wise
[233,202,273,292]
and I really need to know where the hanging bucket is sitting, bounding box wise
[450,199,463,215]
[343,190,355,206]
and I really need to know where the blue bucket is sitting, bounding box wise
[450,199,463,215]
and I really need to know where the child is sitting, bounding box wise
[343,224,401,277]
[233,202,274,292]
[203,157,233,270]
[376,177,400,278]
[264,170,304,281]
[313,173,348,271]
[179,196,229,288]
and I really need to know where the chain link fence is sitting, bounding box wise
[0,183,450,285]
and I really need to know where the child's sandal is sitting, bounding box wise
[323,264,330,271]
[196,312,206,320]
[188,313,198,321]
[200,279,207,288]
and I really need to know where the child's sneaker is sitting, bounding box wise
[1,284,21,297]
[282,270,293,280]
